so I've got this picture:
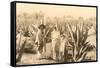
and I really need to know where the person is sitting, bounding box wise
[59,34,67,61]
[35,24,46,59]
[51,25,60,60]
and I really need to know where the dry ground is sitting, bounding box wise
[17,43,59,65]
[17,34,96,65]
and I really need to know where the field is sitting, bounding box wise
[16,11,96,65]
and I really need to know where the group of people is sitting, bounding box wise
[16,23,68,63]
[35,24,67,61]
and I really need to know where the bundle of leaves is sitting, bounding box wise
[66,23,95,62]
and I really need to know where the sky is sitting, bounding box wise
[16,3,96,19]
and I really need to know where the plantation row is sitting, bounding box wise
[16,12,96,63]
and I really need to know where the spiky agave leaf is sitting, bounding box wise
[67,22,94,62]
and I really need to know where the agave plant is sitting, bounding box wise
[66,23,95,62]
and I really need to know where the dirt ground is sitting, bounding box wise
[17,34,96,65]
[17,43,59,65]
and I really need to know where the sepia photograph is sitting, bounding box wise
[15,2,97,65]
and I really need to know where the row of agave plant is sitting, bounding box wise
[16,14,96,62]
[66,23,95,62]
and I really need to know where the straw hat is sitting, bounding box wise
[38,24,46,29]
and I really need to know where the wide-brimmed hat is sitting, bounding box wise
[38,24,46,29]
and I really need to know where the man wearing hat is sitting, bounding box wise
[35,24,46,59]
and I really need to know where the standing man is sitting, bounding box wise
[51,25,60,60]
[35,24,46,59]
[59,33,67,61]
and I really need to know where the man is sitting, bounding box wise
[35,24,46,59]
[51,25,60,60]
[59,34,67,61]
